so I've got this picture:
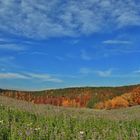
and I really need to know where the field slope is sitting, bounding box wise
[0,96,140,139]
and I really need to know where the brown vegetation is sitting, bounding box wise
[95,86,140,109]
[0,85,140,109]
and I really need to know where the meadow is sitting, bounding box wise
[0,96,140,140]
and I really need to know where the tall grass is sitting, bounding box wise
[0,104,140,140]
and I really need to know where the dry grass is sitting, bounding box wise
[1,95,140,121]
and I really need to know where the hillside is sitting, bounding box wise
[95,86,140,109]
[0,95,140,139]
[1,95,140,121]
[0,84,140,108]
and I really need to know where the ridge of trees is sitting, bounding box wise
[95,86,140,109]
[0,84,139,108]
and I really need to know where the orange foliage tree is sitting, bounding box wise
[95,86,140,109]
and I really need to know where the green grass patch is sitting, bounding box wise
[0,104,140,140]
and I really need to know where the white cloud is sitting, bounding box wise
[103,40,132,45]
[0,72,28,79]
[0,72,63,83]
[0,37,31,51]
[80,68,112,77]
[26,73,63,83]
[96,70,112,77]
[0,44,25,51]
[30,51,48,56]
[0,0,139,39]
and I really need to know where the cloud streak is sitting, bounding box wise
[96,70,112,77]
[103,40,132,45]
[0,0,140,39]
[26,73,63,83]
[133,70,140,74]
[80,68,112,77]
[0,72,63,83]
[0,44,25,51]
[0,72,28,79]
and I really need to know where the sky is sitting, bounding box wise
[0,0,140,90]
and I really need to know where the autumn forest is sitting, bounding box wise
[1,84,140,109]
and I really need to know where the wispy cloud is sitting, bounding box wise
[0,36,34,45]
[79,68,92,74]
[0,56,15,63]
[55,56,65,61]
[0,44,25,51]
[103,40,132,45]
[79,67,140,79]
[0,56,15,68]
[26,73,63,83]
[0,72,63,83]
[0,0,139,39]
[80,68,112,77]
[133,70,140,74]
[0,37,28,51]
[0,73,28,79]
[0,56,23,70]
[30,51,48,56]
[96,70,112,77]
[69,39,80,45]
[0,38,12,42]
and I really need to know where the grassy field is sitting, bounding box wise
[0,96,140,140]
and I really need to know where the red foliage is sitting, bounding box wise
[2,86,140,109]
[1,91,91,108]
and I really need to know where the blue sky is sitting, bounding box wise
[0,0,140,90]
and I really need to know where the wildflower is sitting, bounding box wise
[27,123,32,126]
[0,120,4,124]
[34,127,41,131]
[79,131,84,135]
